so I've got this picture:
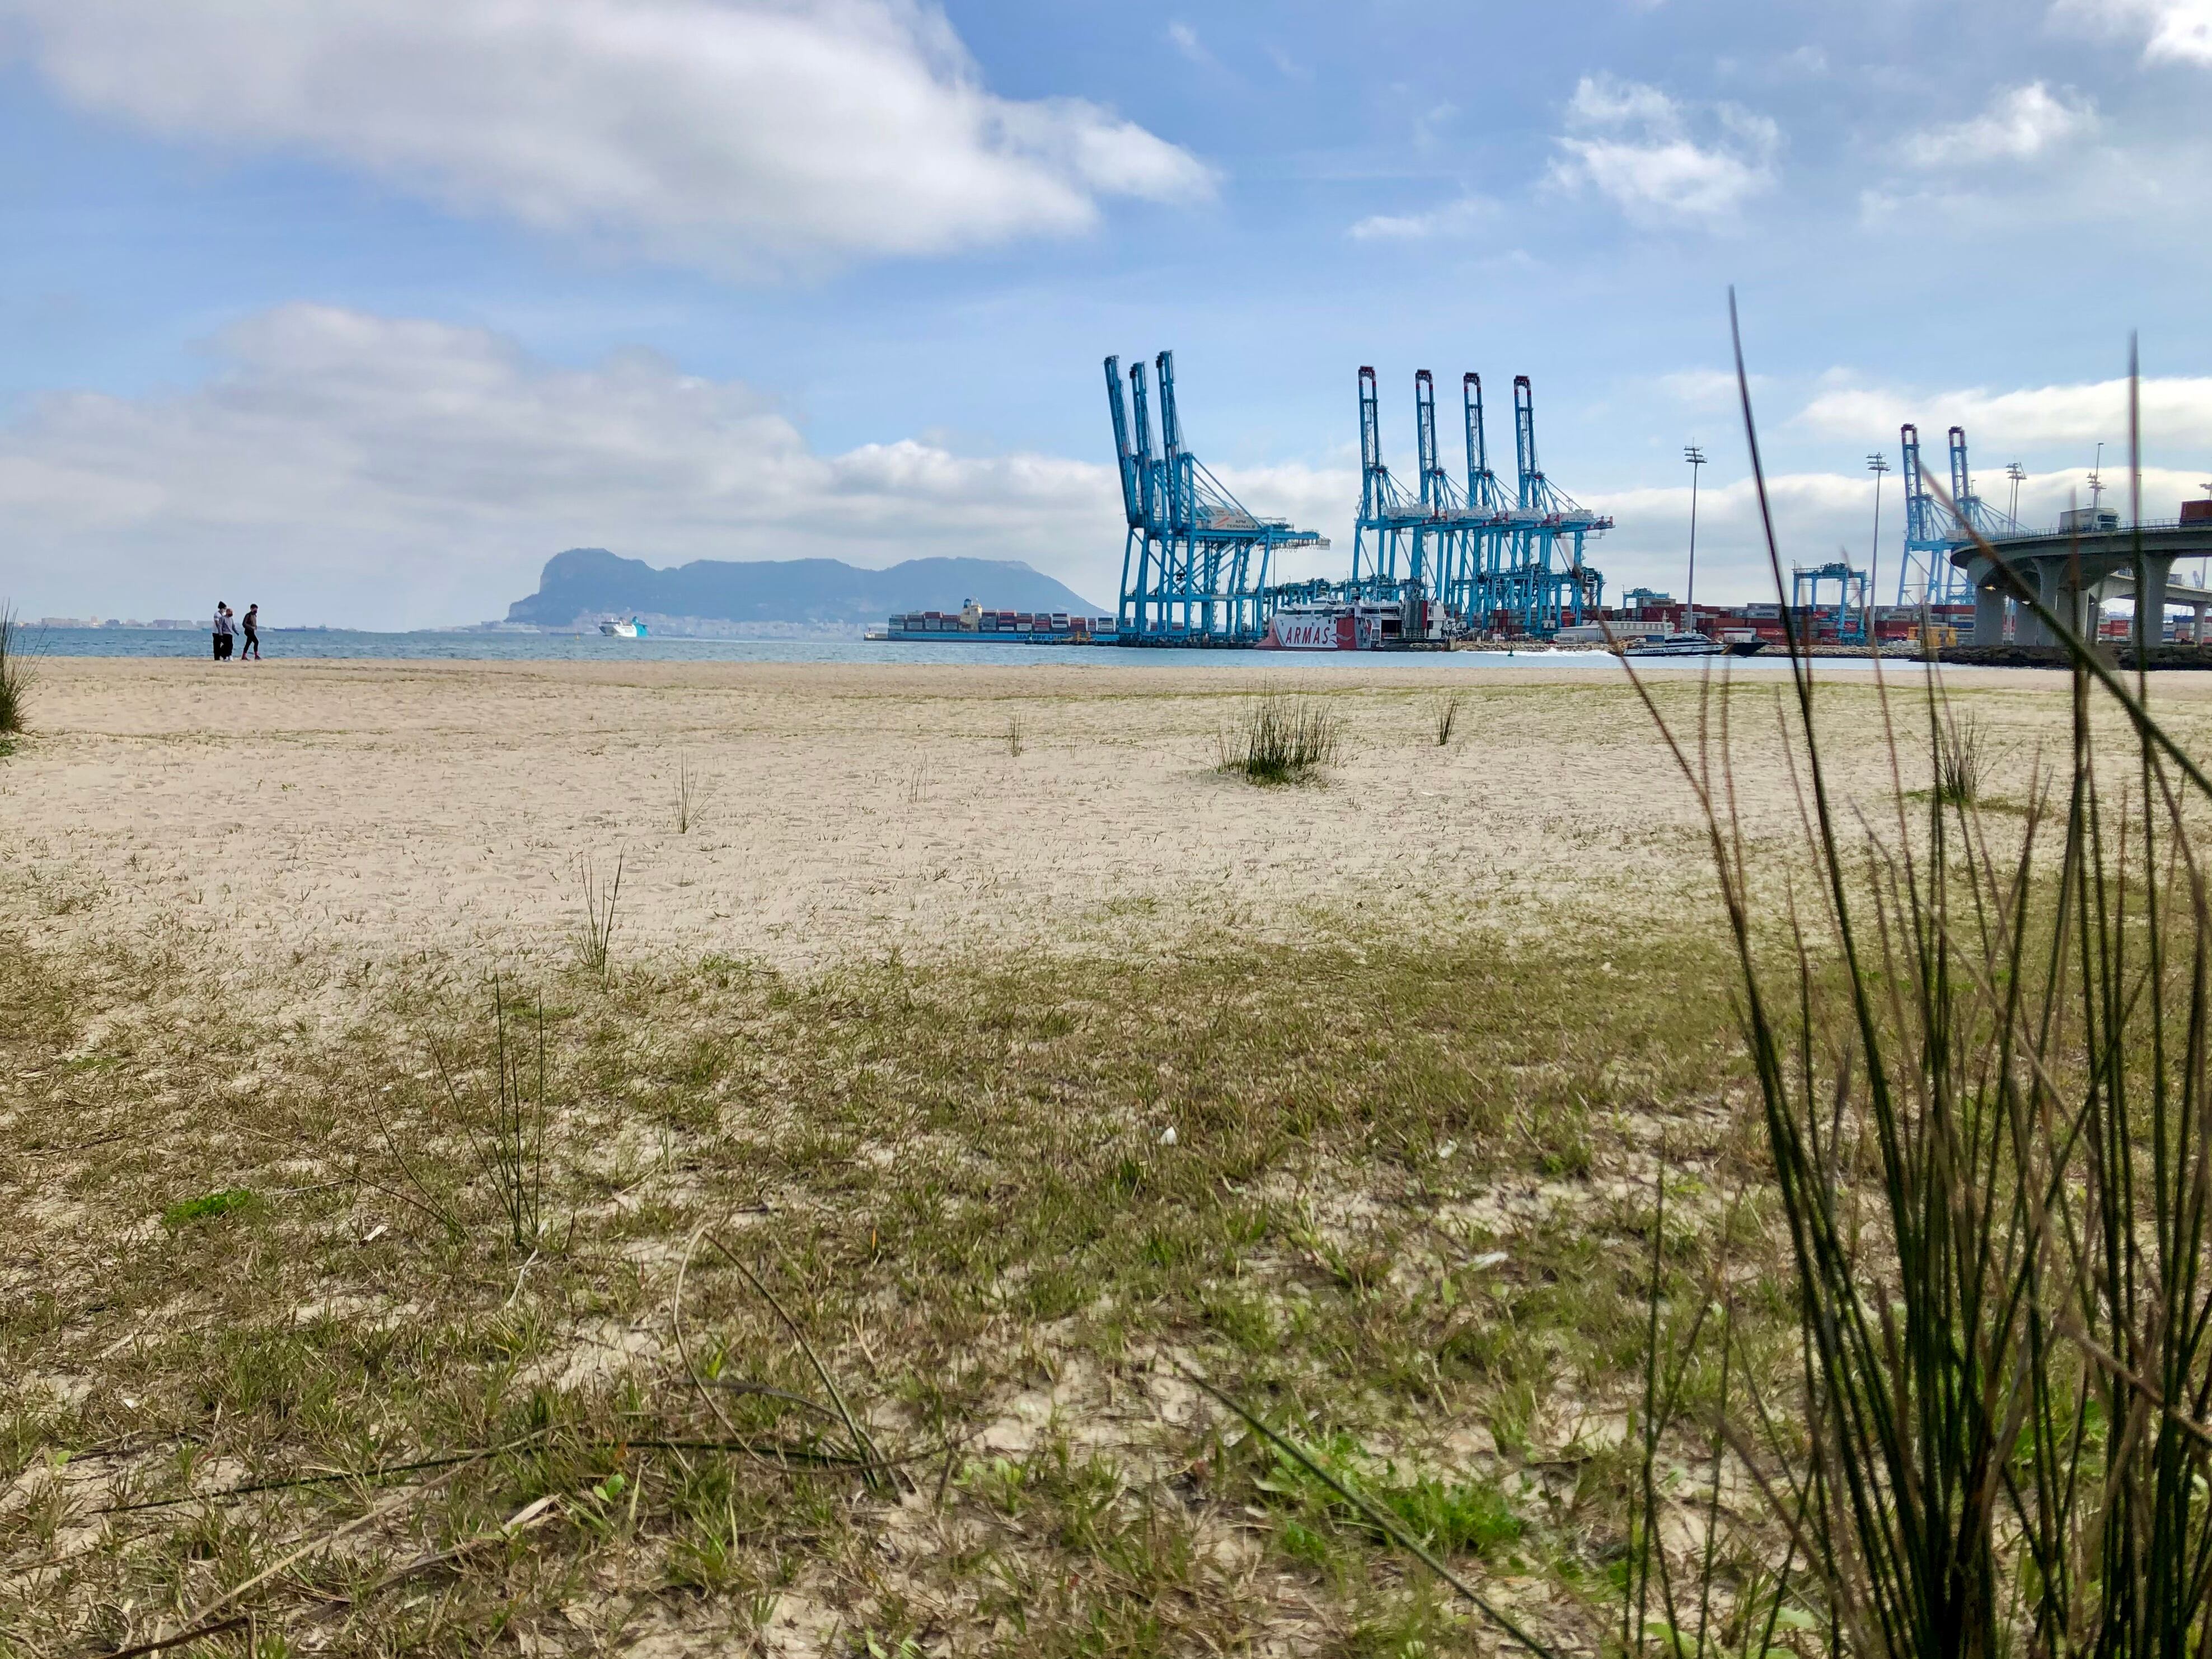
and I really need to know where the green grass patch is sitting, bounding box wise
[160,1188,260,1227]
[1,915,1751,1653]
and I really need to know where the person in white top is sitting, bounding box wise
[212,603,231,662]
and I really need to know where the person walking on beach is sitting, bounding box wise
[212,602,232,662]
[240,603,261,660]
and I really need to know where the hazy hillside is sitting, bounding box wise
[504,548,1106,628]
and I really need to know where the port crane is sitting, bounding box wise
[1106,351,1328,644]
[1792,561,1871,644]
[1352,368,1610,636]
[1495,374,1609,635]
[1895,422,2022,607]
[1349,365,1452,610]
[1105,353,1611,643]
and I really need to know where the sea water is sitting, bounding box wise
[30,627,1916,674]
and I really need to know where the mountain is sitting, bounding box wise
[504,549,1107,629]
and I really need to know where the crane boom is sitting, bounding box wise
[1104,357,1140,527]
[1512,376,1539,510]
[1416,370,1446,508]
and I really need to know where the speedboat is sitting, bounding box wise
[598,617,648,638]
[1623,631,1726,658]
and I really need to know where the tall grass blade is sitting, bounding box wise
[576,851,624,981]
[1616,306,2212,1659]
[0,603,38,736]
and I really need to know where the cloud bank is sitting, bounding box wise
[1797,374,2212,451]
[1899,82,2098,167]
[1549,74,1779,228]
[0,305,1136,626]
[2058,0,2212,65]
[0,0,1212,271]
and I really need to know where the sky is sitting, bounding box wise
[4,0,2212,627]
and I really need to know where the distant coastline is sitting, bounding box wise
[504,547,1105,630]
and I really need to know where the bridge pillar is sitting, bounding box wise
[1974,582,2007,648]
[2013,559,2051,647]
[2134,555,2176,654]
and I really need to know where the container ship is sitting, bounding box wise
[870,598,1116,644]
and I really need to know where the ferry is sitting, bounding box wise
[877,599,1114,644]
[1621,630,1764,659]
[1258,597,1432,650]
[598,617,648,638]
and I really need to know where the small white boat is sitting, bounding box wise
[1624,630,1727,658]
[597,617,647,638]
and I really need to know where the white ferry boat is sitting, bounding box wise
[598,617,647,638]
[1258,597,1427,650]
[1624,631,1726,658]
[1621,630,1765,659]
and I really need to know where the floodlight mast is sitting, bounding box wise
[1684,443,1708,633]
[1867,452,1890,643]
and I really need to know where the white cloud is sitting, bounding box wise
[1347,194,1495,241]
[1797,374,2212,451]
[1655,368,1759,408]
[0,0,1214,273]
[2056,0,2212,65]
[1899,82,2097,167]
[1548,74,1779,227]
[0,304,1151,626]
[1166,21,1210,65]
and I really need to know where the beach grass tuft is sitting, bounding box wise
[1432,692,1463,747]
[431,979,553,1252]
[1605,313,2212,1659]
[574,850,624,981]
[1933,703,1988,803]
[673,760,707,833]
[1222,685,1343,782]
[0,602,33,736]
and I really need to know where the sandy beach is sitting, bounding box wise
[2,654,2181,985]
[11,653,2212,1654]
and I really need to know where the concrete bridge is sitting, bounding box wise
[1951,523,2212,648]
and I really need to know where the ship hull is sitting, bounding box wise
[878,629,1105,644]
[1258,611,1378,650]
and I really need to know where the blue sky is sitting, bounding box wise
[4,0,2211,626]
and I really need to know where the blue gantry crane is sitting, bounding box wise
[1439,373,1514,626]
[1104,352,1613,645]
[1469,376,1610,637]
[1106,350,1328,644]
[1792,560,1871,644]
[1894,422,2022,607]
[1351,367,1610,637]
[1349,365,1443,605]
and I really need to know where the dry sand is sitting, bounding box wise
[2,655,2197,988]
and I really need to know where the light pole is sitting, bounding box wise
[1867,452,1890,646]
[2200,481,2211,597]
[1684,443,1707,635]
[2005,461,2026,524]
